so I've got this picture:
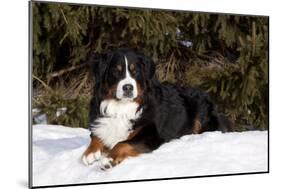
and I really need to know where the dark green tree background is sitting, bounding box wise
[32,2,269,130]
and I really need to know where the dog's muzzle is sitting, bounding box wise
[122,84,134,98]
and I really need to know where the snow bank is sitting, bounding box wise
[32,124,268,187]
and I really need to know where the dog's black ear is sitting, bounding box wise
[138,53,156,79]
[88,51,112,82]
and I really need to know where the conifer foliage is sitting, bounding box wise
[32,2,268,130]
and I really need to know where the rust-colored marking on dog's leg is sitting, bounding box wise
[82,136,107,165]
[83,136,104,157]
[109,143,141,165]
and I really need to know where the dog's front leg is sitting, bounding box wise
[98,141,142,170]
[82,136,105,166]
[110,142,141,165]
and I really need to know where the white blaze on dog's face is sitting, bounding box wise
[116,56,138,100]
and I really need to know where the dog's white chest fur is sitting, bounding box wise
[91,99,142,149]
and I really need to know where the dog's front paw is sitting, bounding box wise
[99,157,115,170]
[82,150,101,166]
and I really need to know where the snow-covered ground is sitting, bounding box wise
[32,124,268,187]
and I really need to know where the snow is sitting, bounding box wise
[165,28,193,48]
[179,40,193,47]
[32,124,268,187]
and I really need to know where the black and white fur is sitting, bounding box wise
[82,48,233,168]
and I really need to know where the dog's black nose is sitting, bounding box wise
[123,84,133,92]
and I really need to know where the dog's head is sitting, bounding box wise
[91,48,155,103]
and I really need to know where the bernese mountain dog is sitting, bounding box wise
[82,48,233,169]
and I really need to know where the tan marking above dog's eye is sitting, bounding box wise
[117,64,122,71]
[129,64,135,71]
